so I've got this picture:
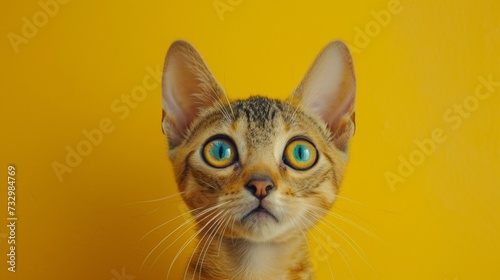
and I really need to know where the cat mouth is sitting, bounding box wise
[241,205,278,223]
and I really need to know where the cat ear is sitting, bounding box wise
[293,40,356,151]
[162,40,225,149]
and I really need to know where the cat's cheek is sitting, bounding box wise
[307,182,338,211]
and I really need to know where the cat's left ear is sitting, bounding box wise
[293,40,356,151]
[161,40,226,149]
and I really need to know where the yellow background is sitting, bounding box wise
[1,0,499,279]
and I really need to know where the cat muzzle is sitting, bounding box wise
[241,204,278,223]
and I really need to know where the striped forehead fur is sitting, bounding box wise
[184,96,332,148]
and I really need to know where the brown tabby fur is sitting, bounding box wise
[161,40,356,280]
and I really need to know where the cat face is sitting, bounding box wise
[161,40,355,243]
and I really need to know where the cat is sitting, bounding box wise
[160,39,356,280]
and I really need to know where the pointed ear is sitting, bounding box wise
[162,40,225,149]
[293,40,356,151]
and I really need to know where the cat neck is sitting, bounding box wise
[188,236,312,280]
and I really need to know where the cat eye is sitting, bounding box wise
[283,138,318,170]
[202,136,238,168]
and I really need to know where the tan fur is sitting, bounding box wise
[161,40,356,279]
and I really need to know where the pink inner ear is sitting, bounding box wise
[163,66,190,133]
[299,41,356,136]
[161,40,225,146]
[321,79,356,135]
[162,41,204,133]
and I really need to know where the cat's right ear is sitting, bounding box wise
[292,40,356,152]
[162,41,225,149]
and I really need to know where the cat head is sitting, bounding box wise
[161,40,355,242]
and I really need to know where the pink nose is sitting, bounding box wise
[245,177,275,199]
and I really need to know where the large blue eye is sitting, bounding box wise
[202,137,237,168]
[283,139,318,170]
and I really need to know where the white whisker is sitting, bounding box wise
[196,211,229,280]
[334,194,366,206]
[314,224,354,279]
[216,214,232,257]
[318,218,376,273]
[141,201,229,271]
[138,206,201,243]
[175,210,225,280]
[327,211,384,244]
[296,216,335,280]
[308,204,384,244]
[304,208,366,259]
[123,191,185,206]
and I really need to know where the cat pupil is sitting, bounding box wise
[218,145,225,159]
[212,142,229,160]
[295,145,309,162]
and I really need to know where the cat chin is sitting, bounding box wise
[236,227,300,243]
[233,219,298,243]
